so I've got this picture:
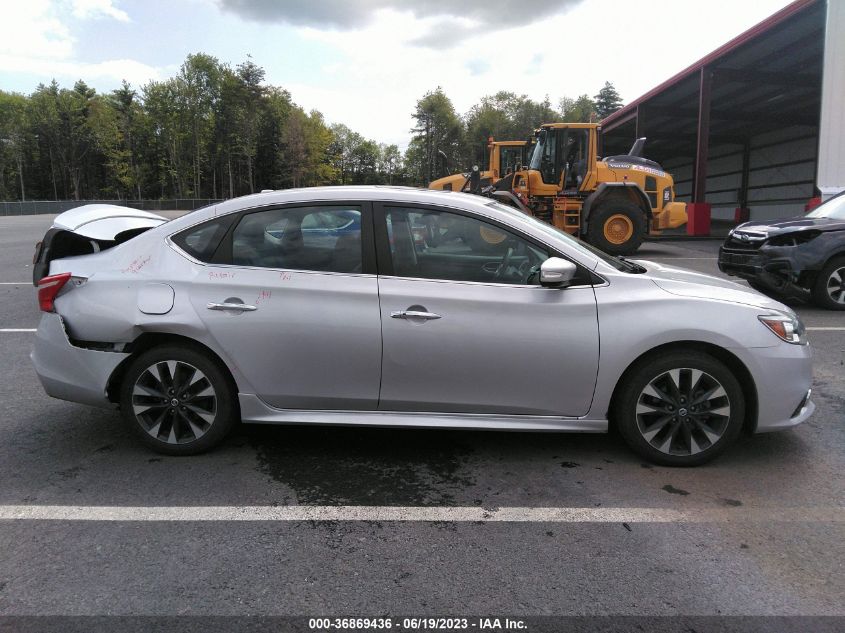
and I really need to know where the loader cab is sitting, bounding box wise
[528,124,595,192]
[498,145,523,177]
[487,141,533,180]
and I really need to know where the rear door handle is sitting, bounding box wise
[390,310,441,320]
[207,302,257,312]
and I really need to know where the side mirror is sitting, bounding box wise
[540,257,577,288]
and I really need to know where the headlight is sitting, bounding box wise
[765,230,820,247]
[758,313,807,344]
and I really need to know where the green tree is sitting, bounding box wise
[464,91,560,168]
[594,81,623,119]
[0,52,449,201]
[87,93,130,198]
[110,81,145,199]
[407,87,464,185]
[0,91,30,200]
[377,143,402,184]
[328,123,361,185]
[28,82,63,199]
[559,94,597,123]
[179,53,223,197]
[143,78,187,197]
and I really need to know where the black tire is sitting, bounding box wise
[613,351,745,467]
[119,345,238,455]
[585,201,647,256]
[811,257,845,310]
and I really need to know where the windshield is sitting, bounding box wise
[528,132,544,171]
[806,191,845,220]
[484,200,635,272]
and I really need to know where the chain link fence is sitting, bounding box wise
[0,199,224,216]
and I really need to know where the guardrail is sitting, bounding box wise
[0,199,224,216]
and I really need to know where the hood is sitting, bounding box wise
[733,216,845,238]
[633,259,790,312]
[52,204,167,240]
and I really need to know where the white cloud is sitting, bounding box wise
[275,0,794,147]
[0,54,160,86]
[0,0,74,60]
[218,0,584,44]
[0,0,157,89]
[70,0,130,22]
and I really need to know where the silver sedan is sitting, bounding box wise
[31,187,814,466]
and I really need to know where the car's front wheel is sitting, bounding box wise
[614,351,745,466]
[811,257,845,310]
[120,345,237,455]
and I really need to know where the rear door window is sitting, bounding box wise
[231,206,364,273]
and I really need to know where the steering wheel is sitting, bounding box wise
[494,246,514,280]
[515,259,532,283]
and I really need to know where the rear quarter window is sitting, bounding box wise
[172,218,231,262]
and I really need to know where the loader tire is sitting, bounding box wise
[586,202,646,256]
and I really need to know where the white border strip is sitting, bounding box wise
[0,505,842,523]
[2,327,843,334]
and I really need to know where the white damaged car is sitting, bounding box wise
[31,188,814,465]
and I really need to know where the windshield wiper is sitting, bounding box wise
[616,256,646,273]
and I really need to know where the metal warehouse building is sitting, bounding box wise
[601,0,844,232]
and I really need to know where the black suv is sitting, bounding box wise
[718,191,845,310]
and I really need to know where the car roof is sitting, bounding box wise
[210,186,488,216]
[164,185,601,271]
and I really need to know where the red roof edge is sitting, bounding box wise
[600,0,819,129]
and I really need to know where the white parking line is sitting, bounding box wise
[0,328,36,332]
[0,505,842,523]
[0,282,31,285]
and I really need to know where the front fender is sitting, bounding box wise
[582,182,652,224]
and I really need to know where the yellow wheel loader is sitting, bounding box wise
[429,138,532,194]
[504,123,687,254]
[431,123,687,255]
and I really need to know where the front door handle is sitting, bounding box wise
[391,310,441,320]
[207,302,257,312]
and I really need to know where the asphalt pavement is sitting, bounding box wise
[0,213,843,631]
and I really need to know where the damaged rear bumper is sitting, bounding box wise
[30,312,129,409]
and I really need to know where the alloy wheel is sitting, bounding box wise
[635,368,731,456]
[826,266,845,305]
[131,360,217,444]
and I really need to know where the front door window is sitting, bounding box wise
[384,207,550,285]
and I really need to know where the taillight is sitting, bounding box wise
[37,272,72,312]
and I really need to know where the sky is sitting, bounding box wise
[0,0,796,149]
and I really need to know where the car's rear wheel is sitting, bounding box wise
[614,351,745,466]
[120,345,237,455]
[811,257,845,310]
